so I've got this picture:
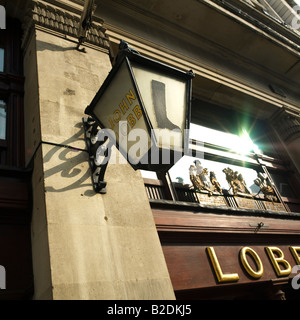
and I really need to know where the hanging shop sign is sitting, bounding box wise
[85,41,194,172]
[84,41,194,193]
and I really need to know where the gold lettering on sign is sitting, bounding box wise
[119,99,128,115]
[239,247,263,279]
[133,105,142,120]
[113,110,121,123]
[127,114,136,128]
[290,246,300,265]
[126,89,136,105]
[206,247,239,283]
[108,89,143,130]
[205,246,300,285]
[265,247,291,277]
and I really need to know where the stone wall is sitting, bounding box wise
[23,0,175,300]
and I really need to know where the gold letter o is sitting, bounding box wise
[240,247,264,279]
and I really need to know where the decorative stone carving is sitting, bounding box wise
[22,0,109,51]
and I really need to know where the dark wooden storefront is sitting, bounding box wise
[150,200,300,300]
[144,165,300,300]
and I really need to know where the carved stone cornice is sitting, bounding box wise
[270,107,300,143]
[22,0,110,51]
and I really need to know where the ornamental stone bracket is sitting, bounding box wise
[21,0,110,52]
[269,107,300,144]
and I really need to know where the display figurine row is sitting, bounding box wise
[189,160,277,201]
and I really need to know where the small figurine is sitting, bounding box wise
[254,172,277,202]
[222,167,251,195]
[189,165,204,190]
[190,164,214,195]
[199,168,214,189]
[210,171,223,194]
[194,160,204,175]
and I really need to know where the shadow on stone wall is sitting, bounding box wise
[43,122,95,196]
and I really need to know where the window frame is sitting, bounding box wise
[143,100,300,215]
[0,18,25,168]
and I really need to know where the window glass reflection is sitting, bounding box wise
[189,123,262,155]
[140,170,158,180]
[169,155,260,194]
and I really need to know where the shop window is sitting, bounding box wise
[168,122,267,201]
[143,97,300,214]
[169,123,262,189]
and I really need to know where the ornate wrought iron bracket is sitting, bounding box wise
[83,117,112,194]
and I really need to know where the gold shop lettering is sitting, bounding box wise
[109,89,143,130]
[207,246,300,283]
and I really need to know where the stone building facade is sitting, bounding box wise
[0,0,300,300]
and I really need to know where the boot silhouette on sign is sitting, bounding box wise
[151,80,180,131]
